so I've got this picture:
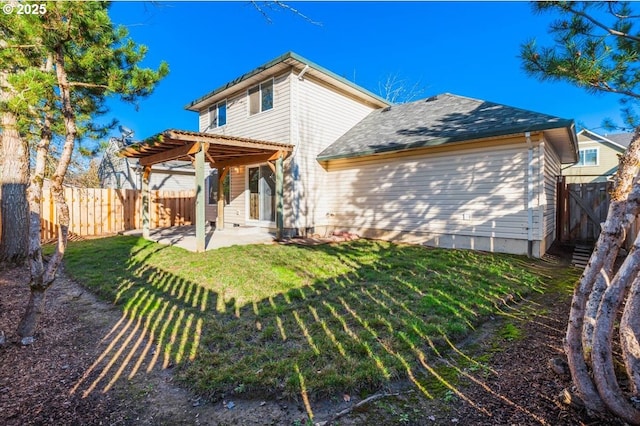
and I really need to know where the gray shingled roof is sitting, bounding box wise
[605,132,634,148]
[317,93,574,161]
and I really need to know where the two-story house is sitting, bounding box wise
[120,52,579,257]
[562,128,634,183]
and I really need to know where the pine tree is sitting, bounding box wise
[522,2,640,423]
[0,1,168,342]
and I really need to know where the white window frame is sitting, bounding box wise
[244,163,276,226]
[577,147,599,167]
[247,78,274,116]
[208,100,227,129]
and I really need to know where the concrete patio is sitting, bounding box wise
[123,225,276,252]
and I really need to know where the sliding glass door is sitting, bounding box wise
[248,165,275,223]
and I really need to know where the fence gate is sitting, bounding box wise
[557,178,611,243]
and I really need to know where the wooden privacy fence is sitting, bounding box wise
[40,187,195,241]
[557,177,640,247]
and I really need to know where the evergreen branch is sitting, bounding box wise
[565,3,640,43]
[68,82,110,90]
[607,2,640,21]
[595,80,640,100]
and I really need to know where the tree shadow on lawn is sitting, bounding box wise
[65,236,564,423]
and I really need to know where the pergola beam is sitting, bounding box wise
[139,142,200,166]
[163,130,291,153]
[213,151,283,169]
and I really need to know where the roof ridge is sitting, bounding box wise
[185,51,390,111]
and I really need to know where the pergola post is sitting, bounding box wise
[275,153,284,240]
[217,167,228,231]
[141,165,151,239]
[194,143,207,252]
[119,130,294,251]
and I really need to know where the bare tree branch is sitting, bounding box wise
[250,1,321,26]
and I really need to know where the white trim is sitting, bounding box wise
[578,129,628,151]
[576,147,599,167]
[208,99,227,129]
[244,163,276,227]
[247,77,275,117]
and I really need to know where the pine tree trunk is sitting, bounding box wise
[17,48,75,340]
[620,273,640,394]
[0,70,29,266]
[565,212,622,413]
[582,268,613,362]
[591,235,640,423]
[565,129,640,413]
[15,281,46,343]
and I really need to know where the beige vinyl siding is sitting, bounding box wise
[563,133,623,183]
[196,73,291,227]
[290,73,377,230]
[198,108,208,133]
[149,170,193,191]
[222,165,247,227]
[324,141,548,254]
[194,70,379,231]
[198,73,291,143]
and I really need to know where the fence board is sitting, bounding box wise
[39,187,195,241]
[557,179,639,248]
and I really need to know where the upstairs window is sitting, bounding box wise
[577,148,598,166]
[248,79,273,115]
[208,100,227,128]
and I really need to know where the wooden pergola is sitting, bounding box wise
[119,129,294,252]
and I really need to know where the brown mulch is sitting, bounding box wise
[0,247,629,425]
[0,266,149,425]
[441,279,622,426]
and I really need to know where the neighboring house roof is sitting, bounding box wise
[578,128,634,151]
[317,93,578,163]
[185,51,390,112]
[606,132,634,148]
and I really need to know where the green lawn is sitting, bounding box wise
[60,236,576,402]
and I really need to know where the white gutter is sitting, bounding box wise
[525,131,534,258]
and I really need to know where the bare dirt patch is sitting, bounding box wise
[0,254,626,425]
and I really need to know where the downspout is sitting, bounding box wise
[291,65,307,233]
[298,64,309,80]
[525,131,534,258]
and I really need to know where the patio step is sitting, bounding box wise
[218,226,272,236]
[572,244,594,269]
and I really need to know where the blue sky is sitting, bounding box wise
[105,1,626,141]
